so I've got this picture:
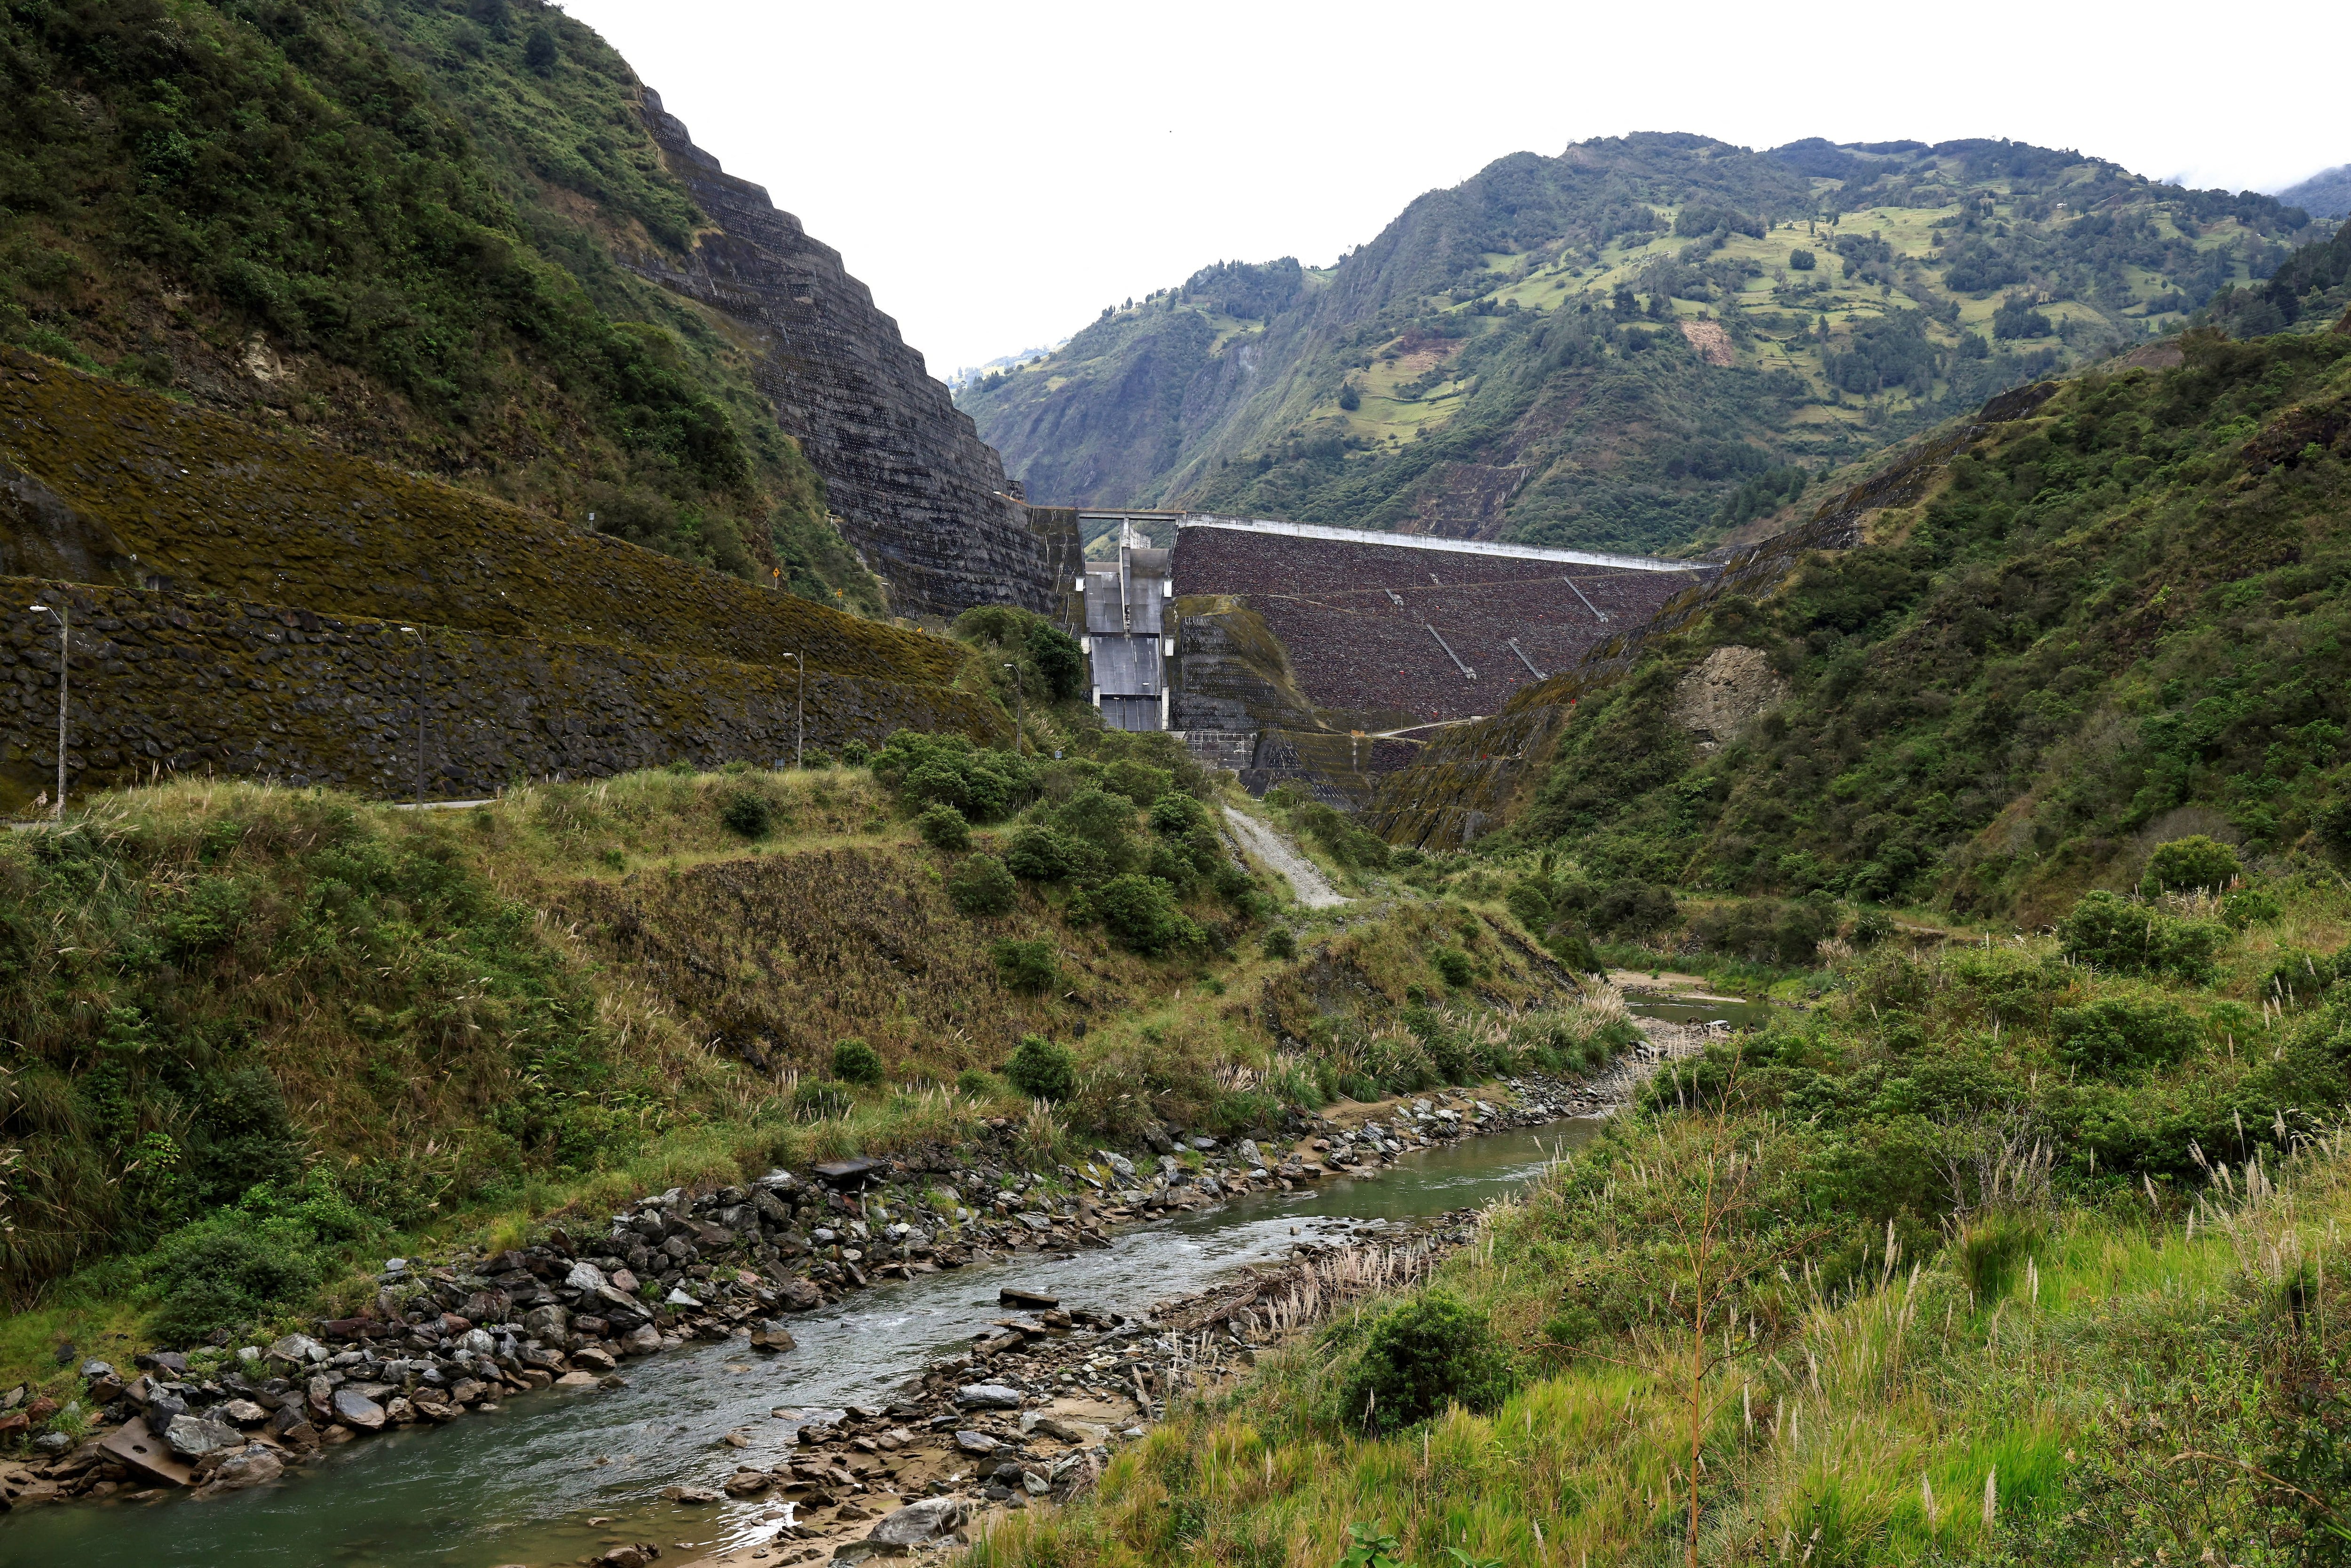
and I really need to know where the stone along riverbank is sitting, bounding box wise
[0,1044,1710,1566]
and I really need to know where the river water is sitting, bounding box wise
[0,1117,1616,1568]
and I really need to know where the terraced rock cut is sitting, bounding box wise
[0,349,1001,808]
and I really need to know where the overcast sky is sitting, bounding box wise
[561,0,2347,379]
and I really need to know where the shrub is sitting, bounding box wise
[146,1211,331,1345]
[2265,948,2340,1008]
[1505,879,1553,930]
[1057,789,1138,863]
[1850,906,1895,946]
[1544,927,1602,974]
[1005,823,1080,882]
[1149,791,1211,835]
[1026,622,1084,701]
[1104,758,1176,807]
[1094,873,1199,954]
[1004,1034,1076,1101]
[917,803,971,851]
[990,938,1057,992]
[1295,801,1391,870]
[2221,887,2282,929]
[956,1067,1001,1098]
[2054,998,2201,1075]
[1692,896,1835,965]
[720,789,773,839]
[1261,927,1298,960]
[875,732,1033,821]
[1789,248,1816,270]
[2058,891,2227,981]
[793,1079,853,1119]
[1336,1290,1512,1433]
[1432,948,1474,988]
[946,854,1018,916]
[838,739,871,767]
[2140,835,2241,897]
[832,1038,884,1085]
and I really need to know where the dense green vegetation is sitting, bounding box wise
[0,0,878,606]
[975,867,2351,1566]
[1508,322,2351,922]
[964,134,2327,555]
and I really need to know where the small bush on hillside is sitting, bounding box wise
[2140,835,2241,897]
[719,789,772,839]
[1149,791,1211,835]
[838,739,871,767]
[2265,948,2340,1008]
[1432,948,1474,988]
[1104,758,1176,807]
[1006,823,1097,883]
[946,854,1017,916]
[1692,896,1835,965]
[1851,906,1895,946]
[990,938,1057,992]
[917,803,970,851]
[1544,927,1602,974]
[1336,1290,1512,1433]
[1261,927,1297,960]
[1295,801,1391,870]
[1505,879,1553,930]
[1027,622,1084,701]
[1094,873,1199,954]
[875,731,1033,822]
[2221,887,2282,929]
[1004,1034,1076,1101]
[2054,998,2201,1075]
[832,1038,884,1085]
[1057,789,1138,861]
[2059,891,2227,982]
[956,1068,1001,1098]
[149,1222,324,1344]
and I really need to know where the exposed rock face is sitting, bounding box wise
[1670,646,1788,752]
[629,90,1045,616]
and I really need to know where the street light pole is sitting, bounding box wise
[28,598,66,818]
[785,651,803,768]
[402,625,426,807]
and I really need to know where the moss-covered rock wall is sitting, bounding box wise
[0,578,1004,811]
[0,347,963,684]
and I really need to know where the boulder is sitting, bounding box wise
[190,1443,283,1500]
[619,1324,663,1356]
[521,1304,569,1340]
[217,1399,268,1427]
[953,1430,999,1455]
[595,1546,661,1568]
[868,1496,971,1548]
[330,1388,387,1432]
[749,1324,797,1353]
[565,1261,609,1293]
[663,1484,722,1503]
[555,1371,600,1388]
[954,1384,1022,1410]
[572,1345,618,1372]
[163,1414,242,1461]
[774,1278,823,1312]
[265,1334,324,1368]
[999,1287,1058,1310]
[723,1470,772,1496]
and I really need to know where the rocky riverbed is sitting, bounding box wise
[0,1023,1717,1559]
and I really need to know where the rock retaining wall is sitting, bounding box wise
[0,579,1006,806]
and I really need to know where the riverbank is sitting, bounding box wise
[0,1032,1696,1536]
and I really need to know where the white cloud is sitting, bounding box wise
[561,0,2349,374]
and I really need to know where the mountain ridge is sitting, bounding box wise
[962,133,2328,557]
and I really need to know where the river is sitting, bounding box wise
[0,1115,1622,1568]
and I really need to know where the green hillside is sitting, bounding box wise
[961,135,2332,556]
[0,0,877,608]
[964,307,2351,1568]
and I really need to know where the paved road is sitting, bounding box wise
[1222,805,1348,909]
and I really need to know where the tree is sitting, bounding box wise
[1026,622,1084,701]
[523,24,557,75]
[2139,834,2241,897]
[1788,248,1816,271]
[1337,382,1361,411]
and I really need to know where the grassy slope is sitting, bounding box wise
[962,136,2331,555]
[0,728,1602,1391]
[1503,322,2351,922]
[973,875,2351,1568]
[0,0,877,607]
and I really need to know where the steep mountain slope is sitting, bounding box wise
[962,135,2326,556]
[2280,161,2351,221]
[0,0,1041,615]
[1370,301,2351,923]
